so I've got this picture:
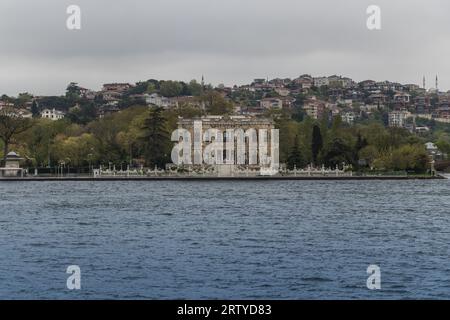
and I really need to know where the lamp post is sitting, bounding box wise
[59,160,65,177]
[129,142,133,168]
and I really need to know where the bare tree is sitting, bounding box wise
[0,108,32,165]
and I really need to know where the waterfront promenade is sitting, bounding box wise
[0,175,445,181]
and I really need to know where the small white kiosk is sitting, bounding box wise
[0,152,25,177]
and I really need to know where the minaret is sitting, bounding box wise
[436,75,438,92]
[423,76,426,90]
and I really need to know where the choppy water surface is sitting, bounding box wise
[1,180,450,299]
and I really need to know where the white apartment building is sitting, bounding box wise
[342,112,356,125]
[388,111,410,128]
[41,108,65,121]
[145,93,176,109]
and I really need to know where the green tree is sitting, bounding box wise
[201,91,234,115]
[358,145,379,168]
[160,81,183,97]
[323,137,354,168]
[87,106,148,165]
[287,135,304,169]
[31,100,40,118]
[355,133,368,152]
[53,133,99,167]
[22,119,69,167]
[141,107,170,168]
[188,80,203,96]
[373,144,429,173]
[66,82,81,101]
[16,92,33,107]
[436,133,450,155]
[0,108,33,164]
[311,125,323,165]
[66,102,97,124]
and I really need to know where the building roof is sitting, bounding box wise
[5,151,24,160]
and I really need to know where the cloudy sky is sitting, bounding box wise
[0,0,449,95]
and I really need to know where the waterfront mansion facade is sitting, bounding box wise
[171,116,279,175]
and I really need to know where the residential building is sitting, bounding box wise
[342,112,356,125]
[437,105,450,119]
[415,126,430,134]
[81,89,97,100]
[0,101,14,109]
[313,77,329,88]
[303,97,326,119]
[281,97,295,109]
[393,92,411,104]
[405,84,420,92]
[260,98,283,109]
[414,96,431,114]
[388,111,410,128]
[294,75,313,89]
[16,109,33,119]
[98,104,120,118]
[145,93,177,109]
[360,104,380,113]
[359,80,377,91]
[102,83,133,93]
[274,87,290,97]
[328,75,354,88]
[41,108,65,120]
[172,96,204,109]
[102,91,122,103]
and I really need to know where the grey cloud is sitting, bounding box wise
[0,0,449,95]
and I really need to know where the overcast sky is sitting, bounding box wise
[1,0,449,96]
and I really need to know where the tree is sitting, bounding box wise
[323,137,354,168]
[372,144,429,173]
[116,112,148,166]
[0,108,32,164]
[201,91,234,115]
[87,106,148,164]
[140,107,170,168]
[66,82,81,101]
[287,135,304,169]
[358,145,379,168]
[160,81,183,98]
[38,96,72,112]
[21,119,65,167]
[31,100,40,118]
[330,115,343,134]
[126,81,148,95]
[16,92,33,107]
[355,133,368,152]
[53,133,99,167]
[311,125,323,165]
[435,133,450,155]
[187,80,203,96]
[66,101,98,125]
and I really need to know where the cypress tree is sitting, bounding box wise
[31,100,40,118]
[141,107,170,168]
[311,125,323,165]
